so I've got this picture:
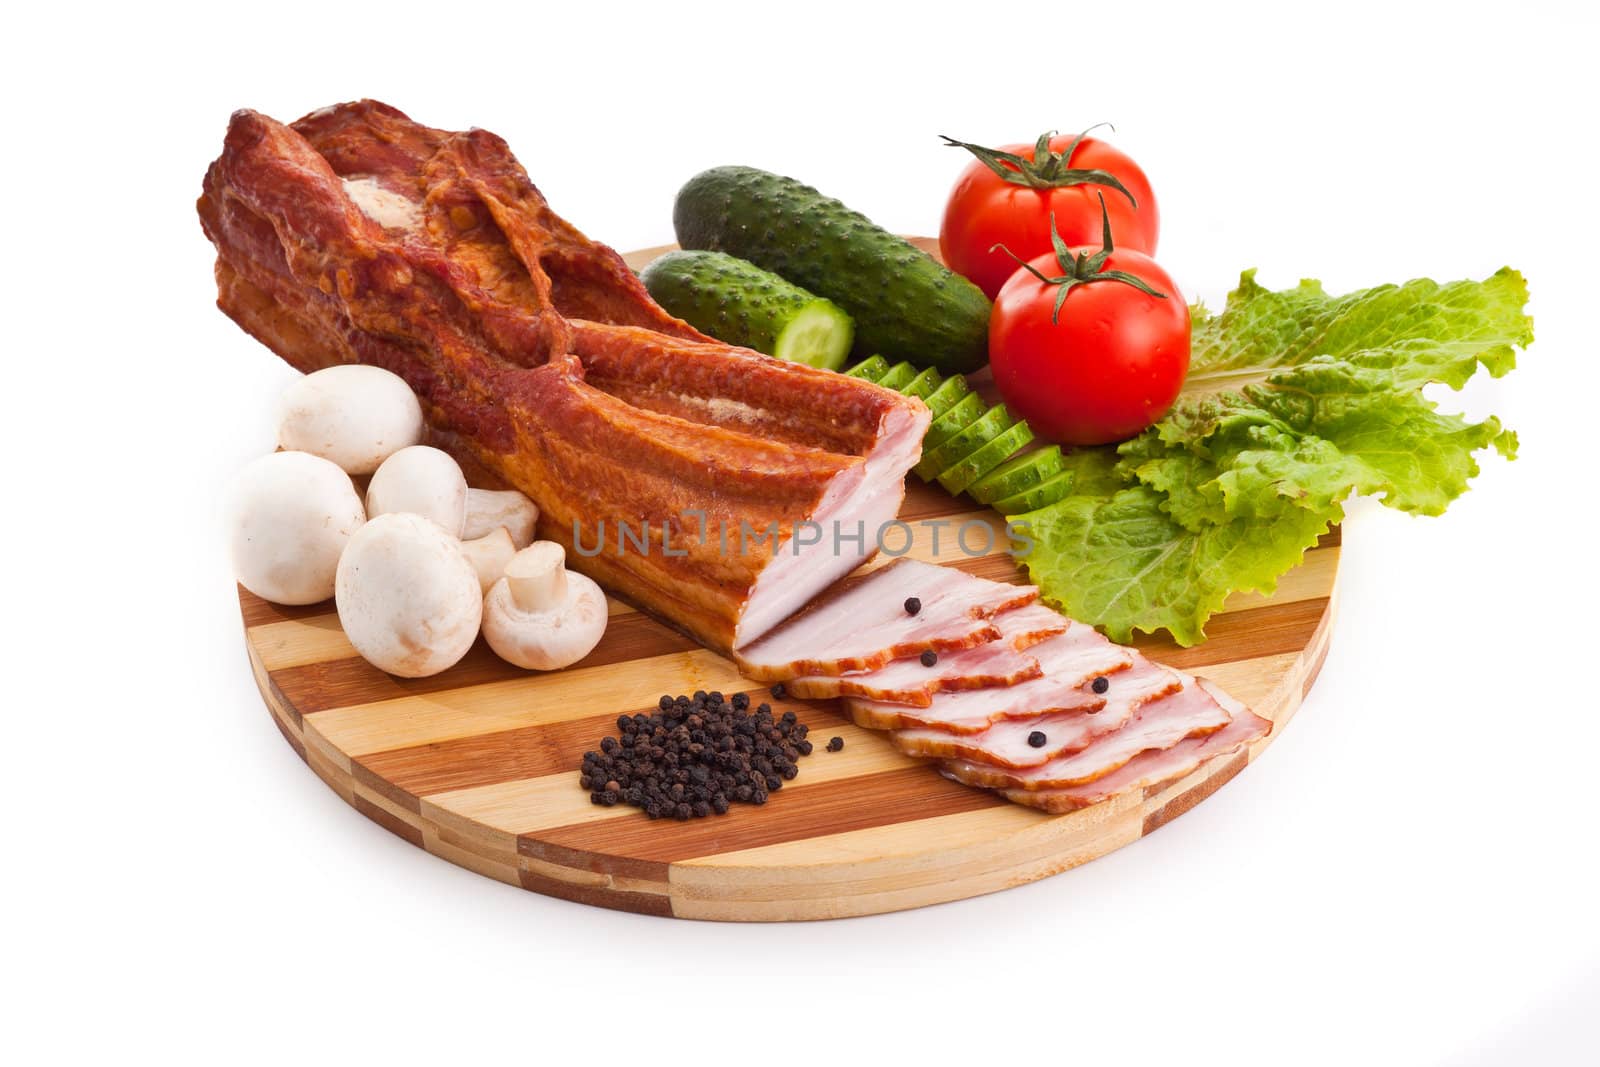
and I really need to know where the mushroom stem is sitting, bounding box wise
[505,541,569,613]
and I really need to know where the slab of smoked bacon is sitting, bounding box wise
[198,101,927,654]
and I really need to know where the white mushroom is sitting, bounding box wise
[462,488,540,547]
[365,445,467,536]
[335,512,482,678]
[275,364,424,475]
[482,541,607,670]
[460,527,517,593]
[229,451,366,605]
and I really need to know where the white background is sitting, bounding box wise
[5,2,1595,1063]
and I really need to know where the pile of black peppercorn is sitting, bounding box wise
[579,690,814,820]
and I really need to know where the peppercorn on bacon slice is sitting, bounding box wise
[928,672,1232,779]
[843,620,1143,734]
[784,603,1068,706]
[731,559,1038,681]
[992,681,1271,813]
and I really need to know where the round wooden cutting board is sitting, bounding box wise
[242,493,1337,922]
[238,240,1339,921]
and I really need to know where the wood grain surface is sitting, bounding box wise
[238,240,1340,921]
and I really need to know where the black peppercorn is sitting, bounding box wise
[1027,731,1047,748]
[1091,676,1109,694]
[920,650,938,667]
[826,736,844,752]
[573,691,819,822]
[770,683,786,699]
[904,596,922,616]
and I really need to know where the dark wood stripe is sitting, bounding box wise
[359,695,850,799]
[239,586,336,628]
[258,654,305,730]
[517,865,673,917]
[1142,747,1248,836]
[525,766,1007,868]
[1132,596,1329,670]
[351,760,422,814]
[267,702,307,762]
[271,612,697,715]
[353,792,425,848]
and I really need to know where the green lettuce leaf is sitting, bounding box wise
[1012,267,1531,644]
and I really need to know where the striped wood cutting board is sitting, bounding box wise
[237,240,1340,921]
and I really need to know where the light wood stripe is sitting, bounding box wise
[424,718,907,836]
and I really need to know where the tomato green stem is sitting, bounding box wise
[940,124,1137,205]
[991,195,1166,324]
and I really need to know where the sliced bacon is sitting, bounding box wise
[935,672,1230,783]
[890,659,1193,768]
[844,620,1142,733]
[732,560,1037,681]
[992,679,1271,812]
[784,603,1067,706]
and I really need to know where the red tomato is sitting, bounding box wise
[940,130,1159,300]
[989,240,1189,447]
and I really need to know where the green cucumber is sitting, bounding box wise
[920,392,986,458]
[673,166,991,373]
[899,367,943,401]
[968,445,1066,505]
[876,361,918,392]
[994,470,1077,515]
[917,405,1015,481]
[844,355,891,381]
[639,250,854,369]
[921,375,971,420]
[938,420,1037,497]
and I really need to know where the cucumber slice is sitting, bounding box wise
[640,249,854,369]
[917,404,1015,481]
[993,469,1077,515]
[771,301,855,369]
[899,367,944,401]
[674,166,990,373]
[921,375,971,420]
[875,361,918,391]
[968,445,1066,505]
[843,355,890,381]
[938,420,1036,497]
[919,392,986,460]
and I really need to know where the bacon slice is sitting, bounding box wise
[198,101,928,654]
[935,672,1230,782]
[731,560,1037,681]
[844,620,1142,733]
[992,680,1272,812]
[784,603,1067,705]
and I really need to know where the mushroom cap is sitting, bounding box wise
[276,365,424,475]
[364,445,468,537]
[462,488,540,548]
[230,451,366,605]
[482,564,608,671]
[335,512,482,678]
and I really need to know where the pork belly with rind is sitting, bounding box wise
[992,680,1271,812]
[844,619,1141,733]
[198,101,929,654]
[933,671,1230,780]
[732,559,1038,681]
[784,602,1067,705]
